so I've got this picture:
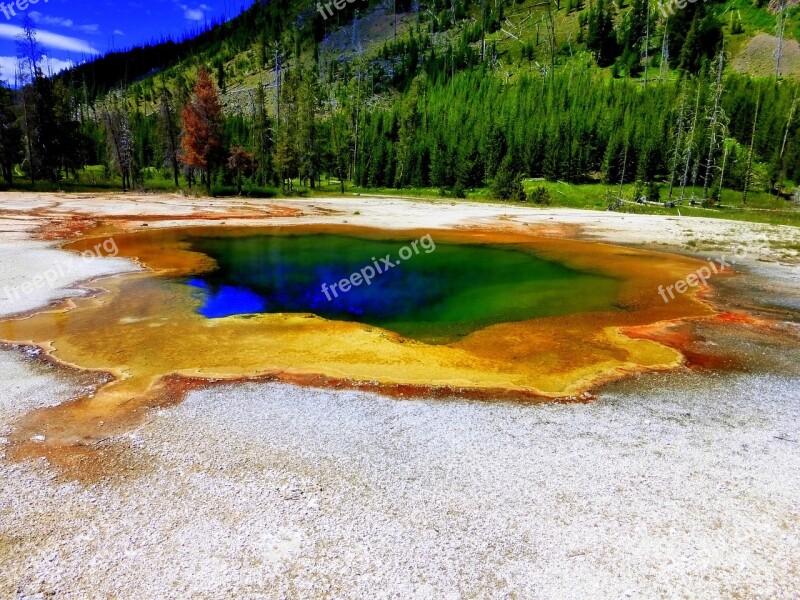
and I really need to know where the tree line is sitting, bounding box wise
[0,2,797,203]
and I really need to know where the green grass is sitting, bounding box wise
[723,0,779,35]
[213,184,281,198]
[5,167,280,198]
[7,168,799,227]
[531,181,800,226]
[348,179,800,227]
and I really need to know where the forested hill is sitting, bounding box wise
[62,0,800,100]
[1,0,799,207]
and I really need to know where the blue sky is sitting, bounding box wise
[0,0,243,82]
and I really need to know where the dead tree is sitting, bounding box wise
[702,53,727,201]
[775,0,787,78]
[101,95,134,192]
[679,84,702,203]
[667,84,687,199]
[742,93,760,205]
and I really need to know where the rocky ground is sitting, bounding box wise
[2,362,799,598]
[0,193,799,598]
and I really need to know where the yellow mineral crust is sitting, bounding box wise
[2,225,716,473]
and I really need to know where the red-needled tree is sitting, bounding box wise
[227,145,254,195]
[180,69,224,194]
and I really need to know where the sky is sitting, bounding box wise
[0,0,244,82]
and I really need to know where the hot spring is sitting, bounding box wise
[183,233,622,343]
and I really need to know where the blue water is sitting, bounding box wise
[183,233,621,342]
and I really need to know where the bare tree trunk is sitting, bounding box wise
[160,88,180,187]
[742,94,760,205]
[531,2,555,83]
[19,88,35,186]
[618,140,629,199]
[102,102,132,192]
[775,1,786,78]
[679,84,702,203]
[274,44,281,126]
[779,90,797,164]
[545,2,556,84]
[703,52,725,200]
[352,69,361,182]
[718,129,729,195]
[667,86,686,199]
[643,0,650,89]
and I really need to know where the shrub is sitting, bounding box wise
[492,156,527,201]
[213,185,279,198]
[531,186,551,205]
[646,181,661,203]
[140,166,159,181]
[452,181,467,198]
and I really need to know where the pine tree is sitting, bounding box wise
[157,83,181,187]
[395,76,423,187]
[619,0,651,76]
[252,82,273,186]
[586,0,620,67]
[677,14,702,74]
[675,7,722,74]
[273,67,300,190]
[297,65,322,188]
[227,145,254,194]
[180,68,224,195]
[483,123,507,181]
[492,154,526,201]
[216,60,226,93]
[0,82,22,186]
[328,100,351,193]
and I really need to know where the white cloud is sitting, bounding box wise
[183,7,204,21]
[178,2,210,21]
[40,16,74,28]
[0,54,73,81]
[0,23,99,55]
[0,56,18,82]
[41,56,73,74]
[113,29,125,36]
[26,12,98,35]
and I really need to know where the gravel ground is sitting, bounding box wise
[0,240,136,318]
[0,350,77,436]
[1,194,799,598]
[2,359,799,599]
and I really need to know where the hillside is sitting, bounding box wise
[62,0,800,107]
[0,0,794,221]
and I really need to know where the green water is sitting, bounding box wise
[184,233,622,343]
